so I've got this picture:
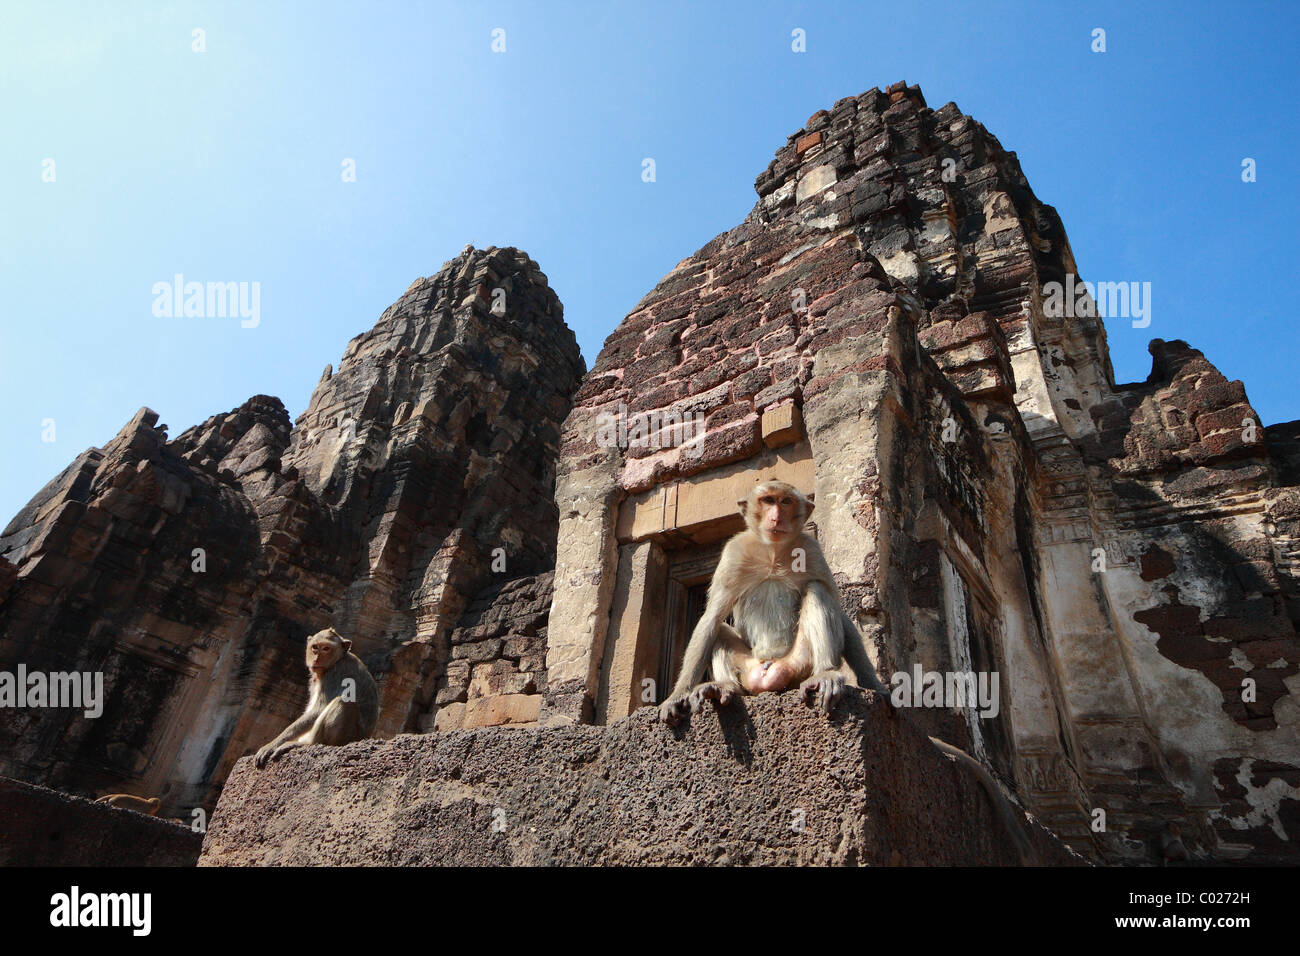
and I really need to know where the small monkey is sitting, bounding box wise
[658,479,887,725]
[95,794,161,815]
[255,628,379,768]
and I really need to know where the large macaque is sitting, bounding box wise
[255,628,379,768]
[658,479,887,725]
[656,480,1038,862]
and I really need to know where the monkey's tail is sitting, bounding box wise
[928,737,1036,866]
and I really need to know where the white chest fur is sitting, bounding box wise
[733,576,800,658]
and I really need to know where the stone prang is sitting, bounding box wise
[0,246,583,814]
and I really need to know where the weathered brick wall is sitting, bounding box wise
[433,572,552,730]
[1070,337,1300,857]
[200,689,1083,867]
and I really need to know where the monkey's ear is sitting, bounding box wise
[341,639,353,654]
[736,498,748,516]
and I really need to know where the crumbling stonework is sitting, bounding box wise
[433,572,553,730]
[0,246,583,817]
[200,688,1082,866]
[544,82,1300,864]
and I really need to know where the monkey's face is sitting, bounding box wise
[305,631,345,673]
[747,483,806,545]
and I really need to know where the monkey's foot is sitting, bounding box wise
[658,681,742,725]
[690,680,742,712]
[657,694,692,726]
[800,672,845,715]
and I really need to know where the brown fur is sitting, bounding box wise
[659,480,886,725]
[657,480,1038,863]
[95,794,161,815]
[254,628,379,768]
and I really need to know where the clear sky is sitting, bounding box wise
[2,0,1296,524]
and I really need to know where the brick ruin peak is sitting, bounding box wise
[543,81,1300,863]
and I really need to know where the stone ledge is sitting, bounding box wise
[0,777,202,866]
[200,688,1083,866]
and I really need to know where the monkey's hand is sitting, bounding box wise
[800,672,845,715]
[268,742,300,763]
[254,743,276,769]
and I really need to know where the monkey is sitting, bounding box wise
[254,627,379,768]
[1159,821,1190,866]
[656,479,1039,863]
[95,794,161,815]
[658,479,887,726]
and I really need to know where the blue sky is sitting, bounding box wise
[2,0,1297,524]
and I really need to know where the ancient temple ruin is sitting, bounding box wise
[541,82,1300,862]
[2,82,1297,865]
